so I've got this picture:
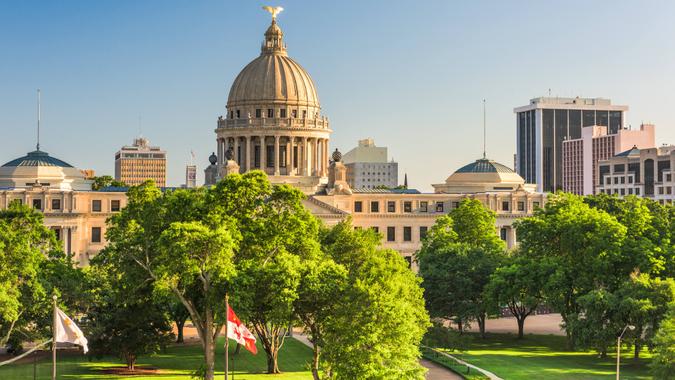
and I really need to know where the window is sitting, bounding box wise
[620,189,625,195]
[502,201,510,211]
[387,227,396,242]
[452,201,460,209]
[658,187,664,195]
[51,199,61,210]
[111,200,121,212]
[667,187,672,195]
[280,109,287,118]
[404,256,412,268]
[371,226,379,233]
[354,201,363,213]
[255,109,261,118]
[92,200,102,212]
[229,111,234,119]
[32,199,42,210]
[667,174,672,182]
[517,201,525,211]
[266,145,275,168]
[370,201,379,213]
[403,201,412,213]
[435,202,444,212]
[420,201,428,212]
[236,110,241,118]
[387,201,396,213]
[267,108,274,118]
[620,177,625,184]
[419,226,428,240]
[614,177,619,184]
[92,227,102,243]
[302,110,307,118]
[629,176,633,184]
[292,110,297,118]
[636,188,640,195]
[500,227,507,241]
[403,226,412,242]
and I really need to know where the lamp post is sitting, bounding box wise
[616,324,635,380]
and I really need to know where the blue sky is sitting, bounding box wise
[1,0,674,190]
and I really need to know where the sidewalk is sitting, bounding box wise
[292,334,462,380]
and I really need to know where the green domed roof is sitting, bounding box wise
[2,150,74,168]
[455,158,515,174]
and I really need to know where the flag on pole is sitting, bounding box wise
[54,307,88,353]
[227,306,257,354]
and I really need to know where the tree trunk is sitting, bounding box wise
[516,316,525,339]
[203,308,215,380]
[267,349,280,374]
[634,342,641,360]
[600,347,607,358]
[457,319,463,334]
[176,319,185,343]
[125,353,136,371]
[234,343,241,355]
[477,313,487,339]
[311,344,321,380]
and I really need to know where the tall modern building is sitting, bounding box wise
[342,138,399,189]
[514,97,628,192]
[185,165,197,188]
[114,137,167,187]
[562,124,655,195]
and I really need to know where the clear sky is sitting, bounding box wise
[2,0,674,190]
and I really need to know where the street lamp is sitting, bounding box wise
[616,324,636,380]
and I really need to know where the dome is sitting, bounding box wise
[2,150,74,168]
[445,158,524,185]
[227,20,320,109]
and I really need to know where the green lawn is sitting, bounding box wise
[438,333,652,380]
[0,337,313,379]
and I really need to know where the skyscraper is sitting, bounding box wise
[114,137,167,187]
[185,165,197,188]
[514,97,628,192]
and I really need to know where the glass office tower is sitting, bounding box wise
[514,97,628,193]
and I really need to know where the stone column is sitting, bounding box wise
[217,138,223,166]
[245,136,251,171]
[324,139,329,176]
[290,137,295,175]
[313,138,319,176]
[260,136,266,172]
[274,135,280,176]
[302,137,308,176]
[233,137,240,166]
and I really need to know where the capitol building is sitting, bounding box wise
[0,13,545,266]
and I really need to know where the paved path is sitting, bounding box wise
[293,334,461,380]
[465,313,565,336]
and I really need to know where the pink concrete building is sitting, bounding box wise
[562,124,655,195]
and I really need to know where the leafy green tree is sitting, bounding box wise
[0,201,56,347]
[320,221,430,379]
[91,175,127,190]
[417,198,505,337]
[651,303,675,379]
[87,264,174,370]
[485,254,550,338]
[294,256,347,380]
[516,193,627,349]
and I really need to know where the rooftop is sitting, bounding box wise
[1,150,74,168]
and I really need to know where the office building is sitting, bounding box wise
[562,124,655,195]
[114,137,167,187]
[514,97,628,192]
[342,138,399,189]
[596,145,675,204]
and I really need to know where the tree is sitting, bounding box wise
[91,175,127,190]
[651,303,675,379]
[417,198,505,337]
[515,193,627,349]
[485,254,550,338]
[320,221,430,379]
[294,256,347,380]
[87,264,173,370]
[0,201,56,347]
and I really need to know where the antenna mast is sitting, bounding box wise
[37,89,41,151]
[483,99,486,159]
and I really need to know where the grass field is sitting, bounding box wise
[441,333,652,380]
[0,337,313,379]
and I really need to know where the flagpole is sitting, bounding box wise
[52,294,57,380]
[224,294,229,380]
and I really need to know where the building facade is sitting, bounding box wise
[596,145,675,204]
[343,138,398,189]
[514,97,628,193]
[0,149,127,266]
[185,165,197,188]
[114,137,167,187]
[562,124,655,195]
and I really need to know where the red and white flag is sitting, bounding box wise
[227,306,257,354]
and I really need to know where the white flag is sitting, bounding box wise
[55,307,88,353]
